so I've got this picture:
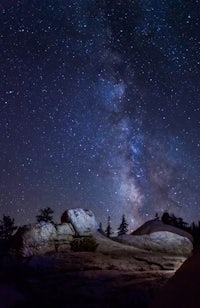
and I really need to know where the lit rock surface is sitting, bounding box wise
[11,222,75,257]
[115,231,193,257]
[66,208,98,236]
[11,222,57,257]
[5,232,189,307]
[132,219,193,243]
[56,223,75,239]
[55,223,75,252]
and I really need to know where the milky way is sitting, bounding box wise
[0,1,200,230]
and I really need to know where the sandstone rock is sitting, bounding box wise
[132,219,193,242]
[66,208,98,236]
[116,231,193,257]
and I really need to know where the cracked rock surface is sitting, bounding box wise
[1,233,189,307]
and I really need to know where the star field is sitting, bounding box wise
[0,0,200,230]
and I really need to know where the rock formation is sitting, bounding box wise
[11,222,60,257]
[10,210,192,260]
[10,208,98,257]
[132,218,193,242]
[116,231,193,257]
[62,208,98,236]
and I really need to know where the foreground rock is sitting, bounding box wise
[3,211,193,307]
[63,208,98,236]
[95,234,187,272]
[115,231,193,257]
[5,232,189,307]
[150,251,200,308]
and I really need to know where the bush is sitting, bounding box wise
[70,236,98,252]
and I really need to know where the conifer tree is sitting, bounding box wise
[98,222,104,235]
[0,215,18,240]
[36,207,54,223]
[105,216,112,238]
[118,214,128,236]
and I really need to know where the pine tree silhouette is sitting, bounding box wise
[36,207,54,223]
[105,216,112,238]
[0,215,18,240]
[98,222,105,235]
[118,214,128,236]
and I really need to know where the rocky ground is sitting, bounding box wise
[0,234,188,308]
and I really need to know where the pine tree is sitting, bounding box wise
[161,211,171,224]
[0,215,18,240]
[118,214,128,236]
[98,222,104,235]
[36,207,54,223]
[105,216,112,238]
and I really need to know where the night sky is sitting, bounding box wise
[0,0,200,230]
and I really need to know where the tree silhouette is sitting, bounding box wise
[105,216,112,238]
[161,211,188,230]
[118,214,128,236]
[161,211,171,224]
[98,222,105,235]
[36,207,54,223]
[0,215,18,240]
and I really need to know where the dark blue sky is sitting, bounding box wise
[0,0,200,230]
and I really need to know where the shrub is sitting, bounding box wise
[70,236,98,252]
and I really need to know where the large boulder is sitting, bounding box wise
[132,219,193,242]
[62,208,98,236]
[11,222,57,257]
[116,231,193,257]
[11,222,75,257]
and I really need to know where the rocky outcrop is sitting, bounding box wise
[63,208,98,236]
[10,210,192,260]
[11,222,57,257]
[11,208,99,257]
[116,231,193,257]
[132,219,193,242]
[11,222,75,257]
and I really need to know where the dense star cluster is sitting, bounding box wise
[0,0,200,229]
